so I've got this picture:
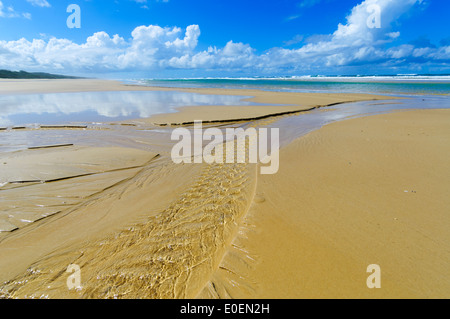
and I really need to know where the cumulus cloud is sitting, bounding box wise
[0,25,202,72]
[260,0,448,72]
[0,0,448,75]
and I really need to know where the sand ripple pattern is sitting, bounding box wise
[1,140,258,299]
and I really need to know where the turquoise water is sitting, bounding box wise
[138,77,450,95]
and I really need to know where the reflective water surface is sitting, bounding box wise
[0,92,449,155]
[0,91,258,127]
[267,95,450,148]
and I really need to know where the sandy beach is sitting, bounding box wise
[238,109,450,298]
[0,79,449,299]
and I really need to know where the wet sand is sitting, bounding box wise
[238,109,450,298]
[0,79,448,299]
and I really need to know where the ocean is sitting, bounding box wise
[135,76,450,95]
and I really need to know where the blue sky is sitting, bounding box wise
[0,0,448,78]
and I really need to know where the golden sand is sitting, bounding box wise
[0,80,448,299]
[240,109,450,298]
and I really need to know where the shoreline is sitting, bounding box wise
[0,78,399,127]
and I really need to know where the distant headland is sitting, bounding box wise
[0,70,81,79]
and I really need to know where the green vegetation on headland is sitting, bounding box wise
[0,70,81,79]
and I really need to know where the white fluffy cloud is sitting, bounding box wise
[0,0,448,75]
[257,0,448,72]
